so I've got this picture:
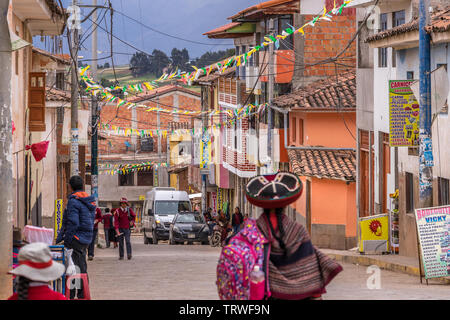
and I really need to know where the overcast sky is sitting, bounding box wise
[40,0,258,65]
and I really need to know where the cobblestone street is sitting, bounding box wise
[86,235,450,300]
[87,235,221,300]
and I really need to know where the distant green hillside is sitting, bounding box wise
[96,64,201,93]
[97,65,158,84]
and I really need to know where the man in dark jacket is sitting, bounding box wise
[114,198,136,260]
[56,175,96,299]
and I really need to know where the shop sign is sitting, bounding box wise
[389,80,419,147]
[415,205,450,279]
[359,214,390,253]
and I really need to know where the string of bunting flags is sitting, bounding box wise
[80,70,267,119]
[79,0,353,106]
[99,103,268,138]
[97,162,168,175]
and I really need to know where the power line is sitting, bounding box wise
[114,8,234,47]
[86,14,154,58]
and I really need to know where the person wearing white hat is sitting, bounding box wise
[7,242,66,300]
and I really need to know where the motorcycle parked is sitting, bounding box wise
[209,220,232,247]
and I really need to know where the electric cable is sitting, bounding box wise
[114,8,234,47]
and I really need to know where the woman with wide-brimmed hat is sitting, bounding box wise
[8,242,66,300]
[245,172,343,300]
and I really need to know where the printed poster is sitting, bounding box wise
[211,192,217,214]
[415,206,450,279]
[200,133,211,169]
[389,80,420,147]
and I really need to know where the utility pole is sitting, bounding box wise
[90,0,99,204]
[91,94,99,204]
[418,0,433,208]
[91,0,98,83]
[157,97,161,158]
[267,18,275,174]
[70,0,80,177]
[201,88,207,214]
[0,0,13,299]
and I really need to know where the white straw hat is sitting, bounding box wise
[9,242,65,282]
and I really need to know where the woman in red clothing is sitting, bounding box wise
[8,242,66,300]
[103,208,117,248]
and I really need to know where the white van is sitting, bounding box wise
[142,187,191,244]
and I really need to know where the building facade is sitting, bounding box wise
[365,3,450,257]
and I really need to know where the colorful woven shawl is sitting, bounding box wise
[256,213,343,300]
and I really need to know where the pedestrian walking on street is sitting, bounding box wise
[88,207,103,260]
[231,207,244,235]
[102,208,117,248]
[114,198,136,260]
[246,172,343,300]
[8,242,67,300]
[55,175,95,299]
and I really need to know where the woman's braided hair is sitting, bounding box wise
[17,276,31,300]
[264,208,286,255]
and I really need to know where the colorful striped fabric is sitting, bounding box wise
[256,213,343,300]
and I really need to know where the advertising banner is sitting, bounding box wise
[389,80,420,147]
[54,199,63,240]
[211,192,217,214]
[415,206,450,279]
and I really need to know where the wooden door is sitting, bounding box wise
[381,133,391,213]
[359,130,374,217]
[28,72,46,131]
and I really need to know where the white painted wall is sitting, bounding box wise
[373,11,398,210]
[397,43,450,180]
[39,107,58,219]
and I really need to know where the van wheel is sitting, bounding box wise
[152,230,158,245]
[143,230,153,244]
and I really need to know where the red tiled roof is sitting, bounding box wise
[32,47,71,65]
[128,84,200,103]
[196,66,236,83]
[273,72,356,110]
[288,148,356,182]
[203,22,241,36]
[46,87,70,102]
[228,0,299,20]
[366,6,450,43]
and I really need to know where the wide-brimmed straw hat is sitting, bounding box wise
[8,242,65,282]
[245,172,303,209]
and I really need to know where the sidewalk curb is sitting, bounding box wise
[327,252,450,284]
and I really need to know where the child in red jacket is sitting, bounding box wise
[8,242,66,300]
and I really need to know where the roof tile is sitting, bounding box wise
[288,148,356,182]
[366,6,450,43]
[274,72,356,110]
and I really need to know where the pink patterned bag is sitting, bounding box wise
[216,219,271,300]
